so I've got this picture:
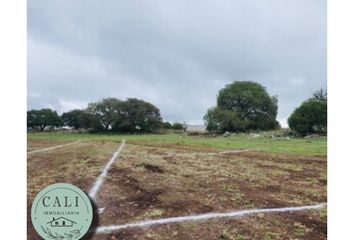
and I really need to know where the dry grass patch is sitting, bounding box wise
[94,142,326,239]
[27,140,122,240]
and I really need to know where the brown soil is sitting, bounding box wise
[27,140,121,240]
[28,139,327,240]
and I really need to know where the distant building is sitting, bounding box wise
[186,124,206,133]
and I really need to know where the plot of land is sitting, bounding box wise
[27,133,327,240]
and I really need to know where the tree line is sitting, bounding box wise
[27,98,184,133]
[28,81,327,136]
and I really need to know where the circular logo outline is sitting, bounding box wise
[31,183,93,240]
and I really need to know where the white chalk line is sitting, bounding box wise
[180,149,249,156]
[89,140,126,200]
[219,149,250,154]
[27,140,82,154]
[129,143,249,157]
[98,207,106,214]
[95,203,325,234]
[143,150,250,158]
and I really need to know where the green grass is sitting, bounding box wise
[27,132,327,156]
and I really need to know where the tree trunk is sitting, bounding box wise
[40,123,46,131]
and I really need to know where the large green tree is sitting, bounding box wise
[61,109,83,129]
[86,98,162,133]
[204,81,279,132]
[77,111,101,130]
[27,108,63,131]
[112,98,162,133]
[288,89,327,136]
[87,98,123,131]
[61,109,100,130]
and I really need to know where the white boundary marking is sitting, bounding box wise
[89,140,126,200]
[98,207,106,214]
[146,150,250,158]
[27,140,82,155]
[129,143,250,155]
[95,203,325,234]
[219,149,250,154]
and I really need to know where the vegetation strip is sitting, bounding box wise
[27,140,82,154]
[89,140,126,200]
[95,203,325,234]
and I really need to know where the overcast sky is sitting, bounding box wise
[28,0,326,126]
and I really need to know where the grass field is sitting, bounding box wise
[27,132,327,240]
[28,132,327,156]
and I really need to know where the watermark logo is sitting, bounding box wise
[31,183,93,240]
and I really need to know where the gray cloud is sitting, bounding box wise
[28,0,326,126]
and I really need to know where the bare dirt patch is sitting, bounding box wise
[93,142,326,239]
[136,163,165,173]
[27,140,122,240]
[27,139,326,240]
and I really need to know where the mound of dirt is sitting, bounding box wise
[138,163,165,174]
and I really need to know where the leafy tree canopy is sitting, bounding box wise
[205,81,279,132]
[61,109,100,130]
[87,98,123,131]
[61,110,83,129]
[171,122,185,130]
[84,98,162,133]
[162,121,172,129]
[32,98,162,133]
[204,107,247,132]
[27,108,63,131]
[288,89,327,136]
[112,98,162,133]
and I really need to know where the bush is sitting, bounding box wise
[288,99,327,136]
[161,122,172,129]
[204,107,247,133]
[171,122,185,130]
